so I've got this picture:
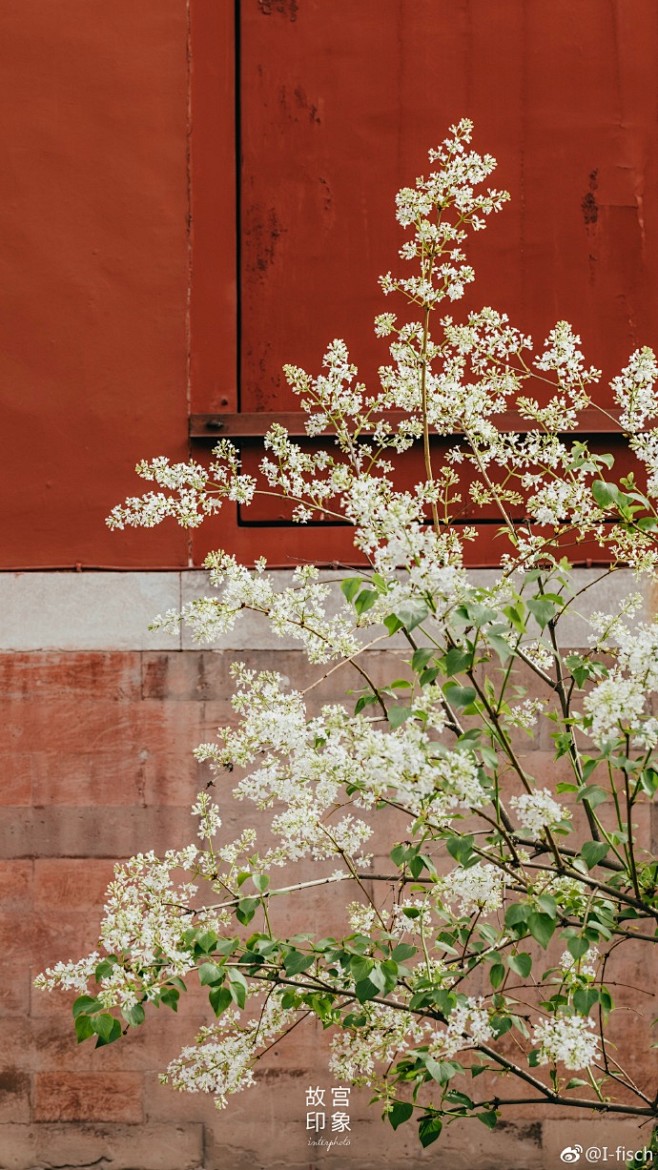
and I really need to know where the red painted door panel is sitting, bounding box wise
[193,0,658,567]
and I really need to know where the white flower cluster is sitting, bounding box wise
[427,997,494,1058]
[329,1003,426,1086]
[153,555,360,664]
[191,791,222,842]
[163,995,297,1109]
[34,951,101,994]
[99,851,200,973]
[583,675,646,744]
[435,863,506,917]
[611,346,658,432]
[34,840,213,1005]
[391,897,433,938]
[582,620,658,744]
[510,789,569,836]
[107,444,255,530]
[560,946,599,982]
[195,666,491,873]
[532,1014,599,1070]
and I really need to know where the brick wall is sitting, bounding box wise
[1,572,656,1169]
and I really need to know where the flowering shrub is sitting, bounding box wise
[37,121,658,1152]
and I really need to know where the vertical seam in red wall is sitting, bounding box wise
[185,0,193,566]
[234,0,242,415]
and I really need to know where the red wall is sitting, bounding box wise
[240,0,658,419]
[4,0,658,569]
[0,1,192,568]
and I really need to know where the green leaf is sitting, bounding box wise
[536,894,557,918]
[198,962,224,987]
[391,943,417,962]
[508,952,532,978]
[341,577,364,603]
[592,479,622,509]
[383,613,403,636]
[74,1014,95,1043]
[94,958,118,981]
[209,985,232,1017]
[576,785,608,810]
[503,601,527,633]
[159,986,180,1012]
[527,912,555,949]
[580,841,609,870]
[639,767,658,796]
[477,1109,499,1130]
[445,1090,474,1109]
[354,692,378,714]
[446,835,475,866]
[573,987,599,1016]
[527,597,558,629]
[487,633,513,665]
[504,903,530,929]
[350,955,374,983]
[355,977,380,1003]
[408,854,425,878]
[443,683,477,711]
[252,873,270,894]
[226,968,248,1009]
[442,647,472,676]
[489,963,505,989]
[196,930,219,954]
[91,1013,122,1047]
[491,1014,513,1038]
[424,1057,459,1085]
[388,1100,413,1130]
[411,647,434,673]
[122,1002,145,1028]
[72,995,100,1020]
[283,950,315,977]
[235,897,260,926]
[567,936,589,960]
[354,589,378,615]
[390,843,409,867]
[418,1113,443,1148]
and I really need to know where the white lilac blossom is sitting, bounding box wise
[532,1015,600,1070]
[611,347,658,433]
[435,863,506,917]
[583,674,646,744]
[510,789,569,835]
[391,897,433,938]
[163,997,298,1109]
[560,947,600,981]
[35,952,101,994]
[427,997,494,1058]
[329,1004,426,1086]
[152,556,359,664]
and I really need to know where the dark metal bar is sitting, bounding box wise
[190,409,626,440]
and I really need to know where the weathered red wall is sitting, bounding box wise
[0,1,191,568]
[4,1,658,568]
[240,0,658,413]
